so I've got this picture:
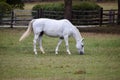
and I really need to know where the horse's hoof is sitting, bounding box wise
[34,52,37,55]
[80,53,84,55]
[55,52,58,55]
[67,52,71,55]
[42,52,45,54]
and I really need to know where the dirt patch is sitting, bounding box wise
[74,70,86,74]
[77,25,120,34]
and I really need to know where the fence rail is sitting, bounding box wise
[0,9,118,28]
[71,9,102,25]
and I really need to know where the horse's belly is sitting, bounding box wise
[43,26,63,37]
[44,30,61,37]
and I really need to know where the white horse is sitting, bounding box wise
[19,18,84,55]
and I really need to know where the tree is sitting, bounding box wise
[0,0,6,2]
[118,0,120,25]
[64,0,72,21]
[0,2,11,24]
[6,0,24,9]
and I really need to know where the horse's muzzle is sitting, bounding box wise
[80,51,84,55]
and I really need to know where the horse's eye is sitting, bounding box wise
[82,45,84,47]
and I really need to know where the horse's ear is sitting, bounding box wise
[82,38,84,42]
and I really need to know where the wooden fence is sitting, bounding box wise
[0,9,118,28]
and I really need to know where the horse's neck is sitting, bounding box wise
[72,27,82,42]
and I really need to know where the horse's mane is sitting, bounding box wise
[65,19,82,39]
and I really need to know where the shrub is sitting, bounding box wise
[73,2,101,10]
[32,3,64,11]
[0,2,12,13]
[32,2,101,11]
[0,2,12,23]
[6,0,24,9]
[32,2,101,19]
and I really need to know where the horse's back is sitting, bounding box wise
[32,18,74,37]
[43,19,66,37]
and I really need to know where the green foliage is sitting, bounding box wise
[32,3,64,11]
[0,2,11,13]
[6,0,24,9]
[73,2,101,10]
[0,1,11,24]
[0,0,6,2]
[0,2,12,20]
[32,2,101,11]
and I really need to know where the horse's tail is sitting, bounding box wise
[19,19,35,42]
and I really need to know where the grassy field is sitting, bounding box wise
[97,2,118,10]
[0,28,120,80]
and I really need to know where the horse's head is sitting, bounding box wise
[76,38,84,55]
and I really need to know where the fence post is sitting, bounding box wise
[109,9,115,24]
[36,10,39,18]
[10,10,14,28]
[36,9,43,18]
[37,9,40,18]
[40,9,43,18]
[99,8,103,26]
[0,13,2,24]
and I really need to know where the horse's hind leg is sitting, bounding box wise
[33,33,39,55]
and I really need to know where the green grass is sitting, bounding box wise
[0,28,120,80]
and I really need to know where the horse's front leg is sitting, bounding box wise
[38,36,45,54]
[55,38,63,54]
[64,35,71,55]
[33,34,39,55]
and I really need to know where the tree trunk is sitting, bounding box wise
[118,0,120,25]
[64,0,72,21]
